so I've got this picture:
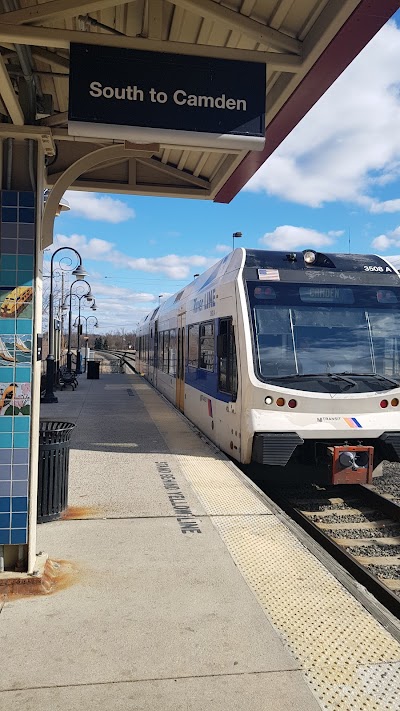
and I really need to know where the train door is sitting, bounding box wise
[148,322,156,384]
[176,313,186,412]
[217,316,241,457]
[153,319,158,387]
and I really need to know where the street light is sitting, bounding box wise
[232,231,242,251]
[63,279,92,372]
[74,315,99,373]
[74,314,99,335]
[44,189,71,216]
[76,290,94,374]
[41,247,87,404]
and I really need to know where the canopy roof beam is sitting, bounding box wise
[0,53,24,124]
[136,155,210,189]
[0,23,302,68]
[0,0,130,26]
[172,0,302,54]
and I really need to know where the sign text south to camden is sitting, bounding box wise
[68,44,266,138]
[88,83,248,112]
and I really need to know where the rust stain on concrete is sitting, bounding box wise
[61,505,103,519]
[0,559,80,601]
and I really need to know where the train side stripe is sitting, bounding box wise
[343,417,362,428]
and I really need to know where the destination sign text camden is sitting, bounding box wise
[68,44,266,150]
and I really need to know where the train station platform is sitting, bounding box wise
[1,365,400,710]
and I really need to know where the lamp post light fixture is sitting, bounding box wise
[64,279,92,372]
[74,315,99,373]
[232,231,242,251]
[74,314,99,336]
[76,291,94,374]
[41,247,87,404]
[43,189,71,217]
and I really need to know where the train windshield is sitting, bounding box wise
[248,283,400,390]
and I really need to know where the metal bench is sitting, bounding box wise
[58,366,78,390]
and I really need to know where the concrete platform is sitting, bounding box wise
[1,368,400,710]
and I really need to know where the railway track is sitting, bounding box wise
[272,482,400,618]
[96,349,136,371]
[103,349,400,619]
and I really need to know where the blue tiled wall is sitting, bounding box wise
[0,190,35,546]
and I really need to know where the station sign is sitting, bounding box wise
[68,44,266,150]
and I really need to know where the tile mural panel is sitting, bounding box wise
[0,190,35,547]
[0,334,32,366]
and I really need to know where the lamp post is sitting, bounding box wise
[74,315,98,373]
[41,247,87,404]
[76,289,94,374]
[64,279,92,372]
[232,231,242,251]
[74,314,99,336]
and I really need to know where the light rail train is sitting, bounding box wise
[137,249,400,484]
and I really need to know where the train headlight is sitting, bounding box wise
[380,399,389,408]
[276,397,285,407]
[265,396,273,405]
[303,250,316,264]
[391,398,399,407]
[288,399,297,408]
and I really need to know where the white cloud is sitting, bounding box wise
[370,198,400,213]
[215,243,231,253]
[371,234,392,250]
[246,21,400,210]
[386,255,400,270]
[89,283,156,302]
[63,191,135,223]
[52,233,115,260]
[53,233,216,280]
[125,254,215,279]
[371,226,400,250]
[328,230,344,237]
[259,225,335,250]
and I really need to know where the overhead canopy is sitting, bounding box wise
[0,0,397,202]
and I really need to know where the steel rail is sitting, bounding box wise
[274,485,400,619]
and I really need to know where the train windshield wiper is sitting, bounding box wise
[270,373,355,386]
[335,372,400,388]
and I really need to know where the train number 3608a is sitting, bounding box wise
[363,265,391,272]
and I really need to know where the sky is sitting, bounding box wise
[47,14,400,334]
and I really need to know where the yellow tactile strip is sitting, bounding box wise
[175,455,268,515]
[133,376,400,710]
[213,516,400,710]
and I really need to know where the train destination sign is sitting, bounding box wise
[68,44,266,150]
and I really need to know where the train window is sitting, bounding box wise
[158,331,163,371]
[163,331,170,373]
[199,322,214,371]
[218,318,237,399]
[377,290,398,303]
[169,329,177,376]
[188,324,200,367]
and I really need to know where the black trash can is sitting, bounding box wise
[87,360,100,379]
[37,420,75,523]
